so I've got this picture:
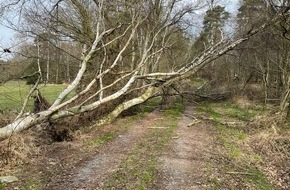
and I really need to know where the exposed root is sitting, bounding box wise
[33,89,51,113]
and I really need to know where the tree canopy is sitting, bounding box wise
[0,0,290,140]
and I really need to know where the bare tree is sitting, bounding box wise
[0,0,289,140]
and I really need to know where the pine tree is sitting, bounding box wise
[192,5,230,55]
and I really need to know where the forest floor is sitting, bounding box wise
[0,100,289,190]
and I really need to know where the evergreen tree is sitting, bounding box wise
[236,0,267,33]
[193,5,230,55]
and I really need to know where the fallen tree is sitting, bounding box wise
[0,0,289,140]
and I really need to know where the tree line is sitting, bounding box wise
[0,0,289,140]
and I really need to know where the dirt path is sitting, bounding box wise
[157,106,214,189]
[4,103,276,189]
[44,106,216,190]
[44,112,160,190]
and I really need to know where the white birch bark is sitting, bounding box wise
[96,86,156,126]
[0,33,261,141]
[46,45,50,83]
[0,1,287,141]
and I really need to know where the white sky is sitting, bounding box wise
[0,0,240,59]
[0,25,15,47]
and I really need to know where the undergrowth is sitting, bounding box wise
[200,102,266,121]
[198,101,275,189]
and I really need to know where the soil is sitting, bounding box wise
[156,106,216,189]
[46,106,218,190]
[44,112,155,190]
[1,104,284,189]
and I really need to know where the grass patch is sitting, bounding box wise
[85,132,115,147]
[37,84,70,103]
[104,102,183,189]
[85,112,148,148]
[0,81,30,111]
[215,125,246,160]
[198,103,221,120]
[215,125,272,188]
[244,169,274,190]
[0,182,4,190]
[22,177,44,190]
[200,101,273,189]
[162,102,184,117]
[141,97,162,113]
[221,103,263,121]
[209,176,221,190]
[117,113,146,126]
[190,77,206,87]
[198,102,267,122]
[0,80,69,111]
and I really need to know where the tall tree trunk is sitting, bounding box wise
[46,45,50,83]
[55,60,59,84]
[37,39,43,82]
[66,55,70,83]
[287,99,290,123]
[280,75,290,112]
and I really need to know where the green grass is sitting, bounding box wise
[215,123,247,160]
[0,182,4,190]
[22,177,44,190]
[190,77,206,87]
[141,97,162,113]
[85,111,151,148]
[199,102,273,189]
[104,102,184,189]
[162,102,184,117]
[220,103,265,121]
[209,176,221,190]
[245,169,275,190]
[199,102,267,122]
[85,132,115,147]
[0,80,69,112]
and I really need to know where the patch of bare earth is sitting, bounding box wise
[43,112,159,190]
[157,106,215,189]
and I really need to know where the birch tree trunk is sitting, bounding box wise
[37,39,43,82]
[0,0,289,141]
[46,45,50,83]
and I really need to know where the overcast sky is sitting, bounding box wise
[0,25,15,47]
[0,0,240,56]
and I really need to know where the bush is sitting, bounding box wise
[26,75,39,85]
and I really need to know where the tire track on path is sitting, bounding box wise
[158,106,215,190]
[45,112,158,190]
